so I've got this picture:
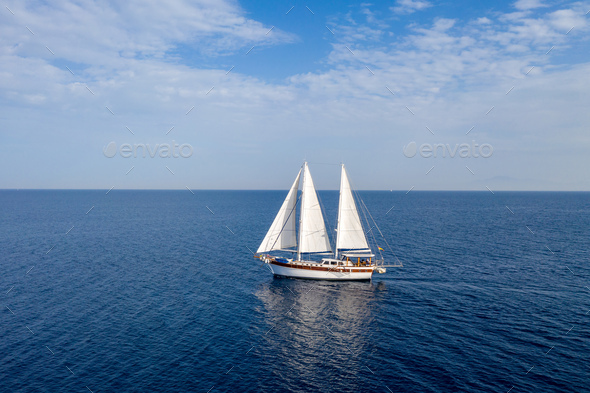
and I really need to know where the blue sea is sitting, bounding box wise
[1,190,589,392]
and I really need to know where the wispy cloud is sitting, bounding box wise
[1,0,294,66]
[391,0,433,15]
[514,0,547,11]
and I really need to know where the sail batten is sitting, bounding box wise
[336,165,369,256]
[298,163,332,255]
[256,168,301,254]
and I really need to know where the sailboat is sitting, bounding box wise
[256,162,391,280]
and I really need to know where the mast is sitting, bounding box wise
[335,164,370,258]
[297,163,307,261]
[297,162,332,261]
[335,163,342,260]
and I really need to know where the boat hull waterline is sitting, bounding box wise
[263,257,382,281]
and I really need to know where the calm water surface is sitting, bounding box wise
[1,190,589,392]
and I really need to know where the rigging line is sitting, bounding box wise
[358,198,385,239]
[346,173,384,243]
[359,198,402,266]
[347,174,378,250]
[355,188,382,260]
[355,191,384,265]
[346,174,385,263]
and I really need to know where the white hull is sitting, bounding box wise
[267,260,374,281]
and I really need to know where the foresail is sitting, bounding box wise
[257,168,301,253]
[299,163,332,254]
[336,165,370,252]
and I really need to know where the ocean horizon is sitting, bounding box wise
[3,189,590,192]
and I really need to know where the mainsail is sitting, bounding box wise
[298,163,332,255]
[335,164,370,257]
[256,168,301,253]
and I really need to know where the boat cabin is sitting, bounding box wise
[321,254,374,267]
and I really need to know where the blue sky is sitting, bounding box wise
[1,0,589,190]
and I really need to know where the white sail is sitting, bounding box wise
[336,165,369,255]
[257,168,301,253]
[298,163,332,255]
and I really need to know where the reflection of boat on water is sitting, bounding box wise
[250,279,386,391]
[256,162,400,280]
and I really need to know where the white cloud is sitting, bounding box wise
[432,18,456,31]
[514,0,546,10]
[475,17,492,25]
[490,4,588,48]
[0,0,294,68]
[391,0,432,15]
[548,9,586,31]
